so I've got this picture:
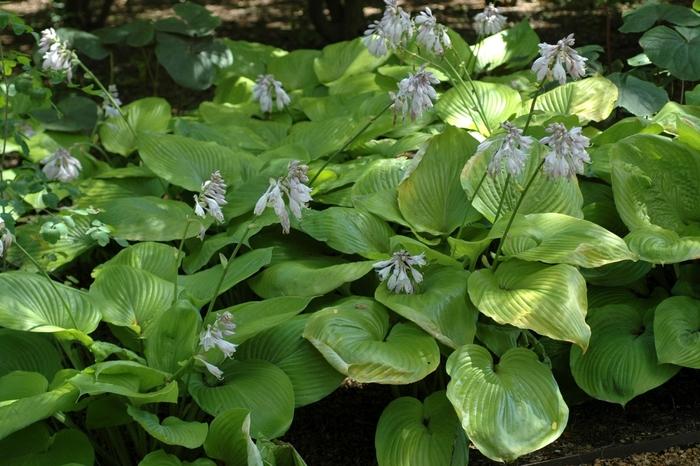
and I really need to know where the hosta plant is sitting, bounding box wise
[1,1,699,465]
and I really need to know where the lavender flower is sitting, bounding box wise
[41,148,82,182]
[541,123,591,179]
[374,250,427,294]
[196,311,239,380]
[414,8,451,55]
[254,160,313,234]
[482,122,534,177]
[194,170,228,224]
[253,74,291,113]
[102,84,122,118]
[391,65,439,121]
[362,0,413,57]
[474,4,507,36]
[0,218,13,258]
[37,28,74,79]
[531,34,587,85]
[194,356,224,380]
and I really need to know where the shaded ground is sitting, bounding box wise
[285,370,700,465]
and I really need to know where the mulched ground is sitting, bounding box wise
[285,370,700,465]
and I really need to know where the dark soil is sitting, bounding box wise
[285,370,700,466]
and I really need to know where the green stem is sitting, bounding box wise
[167,357,194,383]
[523,79,546,134]
[0,42,9,214]
[454,170,488,243]
[172,219,193,304]
[492,159,546,270]
[76,59,135,136]
[309,103,392,185]
[204,226,252,318]
[493,174,511,224]
[14,242,80,330]
[445,49,490,135]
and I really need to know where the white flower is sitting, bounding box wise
[362,0,413,57]
[198,312,238,358]
[194,355,224,380]
[41,148,82,182]
[253,74,291,113]
[391,65,439,121]
[414,8,451,56]
[0,218,13,259]
[38,28,74,79]
[541,123,591,179]
[374,250,427,294]
[474,4,507,36]
[255,178,291,233]
[254,160,313,234]
[194,170,228,223]
[531,34,587,85]
[484,122,534,177]
[102,84,122,118]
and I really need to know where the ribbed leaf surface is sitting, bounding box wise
[654,296,700,368]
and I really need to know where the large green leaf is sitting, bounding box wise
[179,248,273,306]
[99,97,171,156]
[3,428,94,466]
[654,296,700,368]
[398,127,479,235]
[351,157,411,226]
[0,371,48,401]
[69,361,179,406]
[611,134,700,263]
[570,304,680,406]
[473,20,540,72]
[0,329,63,379]
[155,33,233,90]
[375,391,468,466]
[249,258,374,298]
[96,196,204,242]
[95,241,178,281]
[303,297,440,384]
[468,260,590,349]
[435,81,521,135]
[128,405,208,449]
[145,300,201,373]
[90,265,173,334]
[313,38,387,84]
[0,382,79,440]
[491,213,636,267]
[257,439,308,466]
[237,315,344,407]
[214,296,312,345]
[607,72,669,117]
[524,76,619,123]
[137,133,261,191]
[189,360,295,439]
[0,272,100,342]
[204,409,263,466]
[297,207,393,257]
[446,345,568,463]
[461,143,584,223]
[640,26,700,81]
[375,266,478,349]
[268,49,321,90]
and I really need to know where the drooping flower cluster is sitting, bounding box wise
[41,148,82,182]
[195,312,238,380]
[362,0,412,56]
[37,28,74,79]
[541,123,591,178]
[102,84,122,118]
[531,34,587,85]
[481,122,534,178]
[374,250,427,294]
[254,160,313,234]
[391,65,439,121]
[194,170,228,224]
[252,74,291,113]
[0,218,13,259]
[474,4,507,36]
[362,1,450,57]
[414,8,452,55]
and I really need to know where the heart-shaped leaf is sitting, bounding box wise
[99,97,171,156]
[204,408,263,466]
[654,296,700,368]
[640,26,700,81]
[303,297,440,384]
[468,260,590,350]
[127,405,208,449]
[446,345,568,463]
